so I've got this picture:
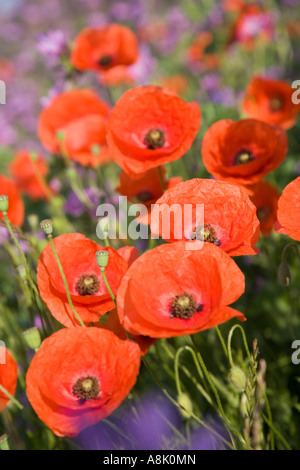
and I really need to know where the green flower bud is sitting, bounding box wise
[91,144,100,155]
[0,434,9,451]
[96,250,109,269]
[278,262,292,286]
[65,168,77,181]
[40,219,53,236]
[228,365,247,393]
[27,214,39,232]
[56,130,65,142]
[0,195,9,213]
[177,392,193,419]
[29,151,38,162]
[23,327,41,351]
[17,265,27,281]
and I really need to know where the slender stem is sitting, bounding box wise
[141,355,234,449]
[215,326,228,358]
[58,134,94,210]
[158,166,166,193]
[0,385,23,410]
[281,243,300,263]
[227,324,252,369]
[190,335,249,448]
[48,236,85,327]
[100,267,117,306]
[2,213,40,298]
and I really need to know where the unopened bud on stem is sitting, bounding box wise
[0,195,9,213]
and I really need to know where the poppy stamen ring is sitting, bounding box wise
[191,223,220,246]
[270,97,283,112]
[73,375,100,402]
[234,149,255,166]
[144,128,166,149]
[76,273,100,296]
[171,291,203,320]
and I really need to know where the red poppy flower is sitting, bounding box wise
[96,309,155,356]
[10,151,51,201]
[117,241,245,338]
[0,175,24,227]
[0,347,18,413]
[228,4,273,48]
[275,177,300,241]
[243,77,300,129]
[159,75,189,96]
[250,181,279,237]
[106,85,201,176]
[151,178,260,256]
[202,118,288,190]
[37,233,138,327]
[71,24,139,73]
[117,167,182,207]
[38,89,111,167]
[187,32,219,70]
[98,65,134,87]
[26,327,141,437]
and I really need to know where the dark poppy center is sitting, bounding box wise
[136,190,155,203]
[73,376,100,403]
[257,206,271,222]
[270,97,283,112]
[76,273,100,296]
[190,223,220,246]
[234,149,255,166]
[144,128,165,149]
[98,55,113,66]
[171,291,203,320]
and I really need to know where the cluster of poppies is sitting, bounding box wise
[1,18,300,443]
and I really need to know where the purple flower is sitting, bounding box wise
[37,30,69,65]
[128,43,157,85]
[64,187,104,218]
[0,226,10,246]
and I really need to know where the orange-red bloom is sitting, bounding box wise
[37,233,138,327]
[106,85,201,176]
[38,89,111,167]
[0,347,18,412]
[243,77,300,129]
[187,32,219,70]
[26,327,141,437]
[117,167,182,207]
[151,178,260,256]
[10,151,51,201]
[0,175,25,227]
[275,177,300,241]
[71,24,139,73]
[228,3,273,48]
[117,241,245,338]
[250,181,280,237]
[202,118,288,190]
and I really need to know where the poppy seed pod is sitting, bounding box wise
[40,219,53,236]
[96,250,109,269]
